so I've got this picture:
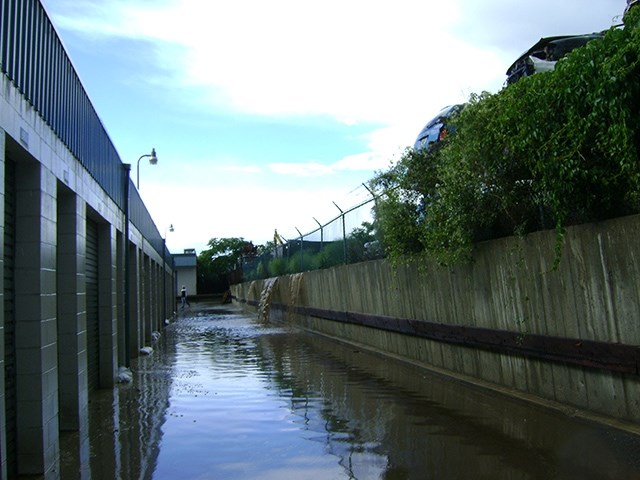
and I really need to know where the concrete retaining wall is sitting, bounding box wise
[232,214,640,426]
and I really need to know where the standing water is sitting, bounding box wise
[62,302,640,479]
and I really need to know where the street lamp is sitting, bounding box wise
[136,148,157,189]
[163,224,174,325]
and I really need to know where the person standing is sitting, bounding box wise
[181,285,190,308]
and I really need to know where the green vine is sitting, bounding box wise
[372,9,640,268]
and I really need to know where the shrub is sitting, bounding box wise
[373,10,640,267]
[268,257,288,277]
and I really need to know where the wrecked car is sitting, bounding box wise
[413,104,464,151]
[505,32,605,86]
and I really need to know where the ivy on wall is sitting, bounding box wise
[372,8,640,267]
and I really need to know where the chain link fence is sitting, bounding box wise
[241,184,384,280]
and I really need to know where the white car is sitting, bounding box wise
[505,33,604,86]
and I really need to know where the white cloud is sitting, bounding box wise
[43,0,626,253]
[269,151,391,178]
[143,179,371,252]
[333,152,390,173]
[45,0,624,128]
[44,0,499,125]
[217,164,262,174]
[453,0,622,53]
[269,162,334,177]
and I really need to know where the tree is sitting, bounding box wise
[197,237,251,293]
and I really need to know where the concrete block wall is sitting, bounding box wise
[232,215,640,428]
[0,72,175,477]
[14,162,59,475]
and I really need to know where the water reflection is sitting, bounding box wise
[61,303,640,479]
[60,324,176,479]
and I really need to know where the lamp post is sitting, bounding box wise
[136,148,157,189]
[163,224,174,325]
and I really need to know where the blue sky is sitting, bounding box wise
[40,0,624,254]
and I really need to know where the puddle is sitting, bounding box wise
[60,302,640,479]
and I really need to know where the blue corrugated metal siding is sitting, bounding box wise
[129,185,165,255]
[0,0,170,261]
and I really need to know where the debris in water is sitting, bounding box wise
[151,331,161,342]
[116,367,133,383]
[140,346,153,355]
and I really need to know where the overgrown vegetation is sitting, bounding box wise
[372,9,640,267]
[197,237,252,293]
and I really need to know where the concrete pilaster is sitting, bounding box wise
[151,260,157,334]
[15,162,60,477]
[164,266,172,323]
[150,263,156,333]
[158,263,165,328]
[128,243,140,359]
[143,254,151,345]
[116,231,125,367]
[137,250,144,350]
[98,224,117,388]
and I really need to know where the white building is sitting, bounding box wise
[174,249,198,299]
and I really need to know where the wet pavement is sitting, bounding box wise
[61,301,640,479]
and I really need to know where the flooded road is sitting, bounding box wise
[62,302,640,479]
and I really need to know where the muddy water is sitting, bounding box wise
[61,303,640,479]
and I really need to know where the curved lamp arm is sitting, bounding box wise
[136,148,157,189]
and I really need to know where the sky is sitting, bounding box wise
[40,0,625,254]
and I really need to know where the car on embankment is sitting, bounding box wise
[504,32,605,86]
[413,104,464,152]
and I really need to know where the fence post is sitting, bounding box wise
[295,227,303,272]
[333,201,347,264]
[313,217,323,250]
